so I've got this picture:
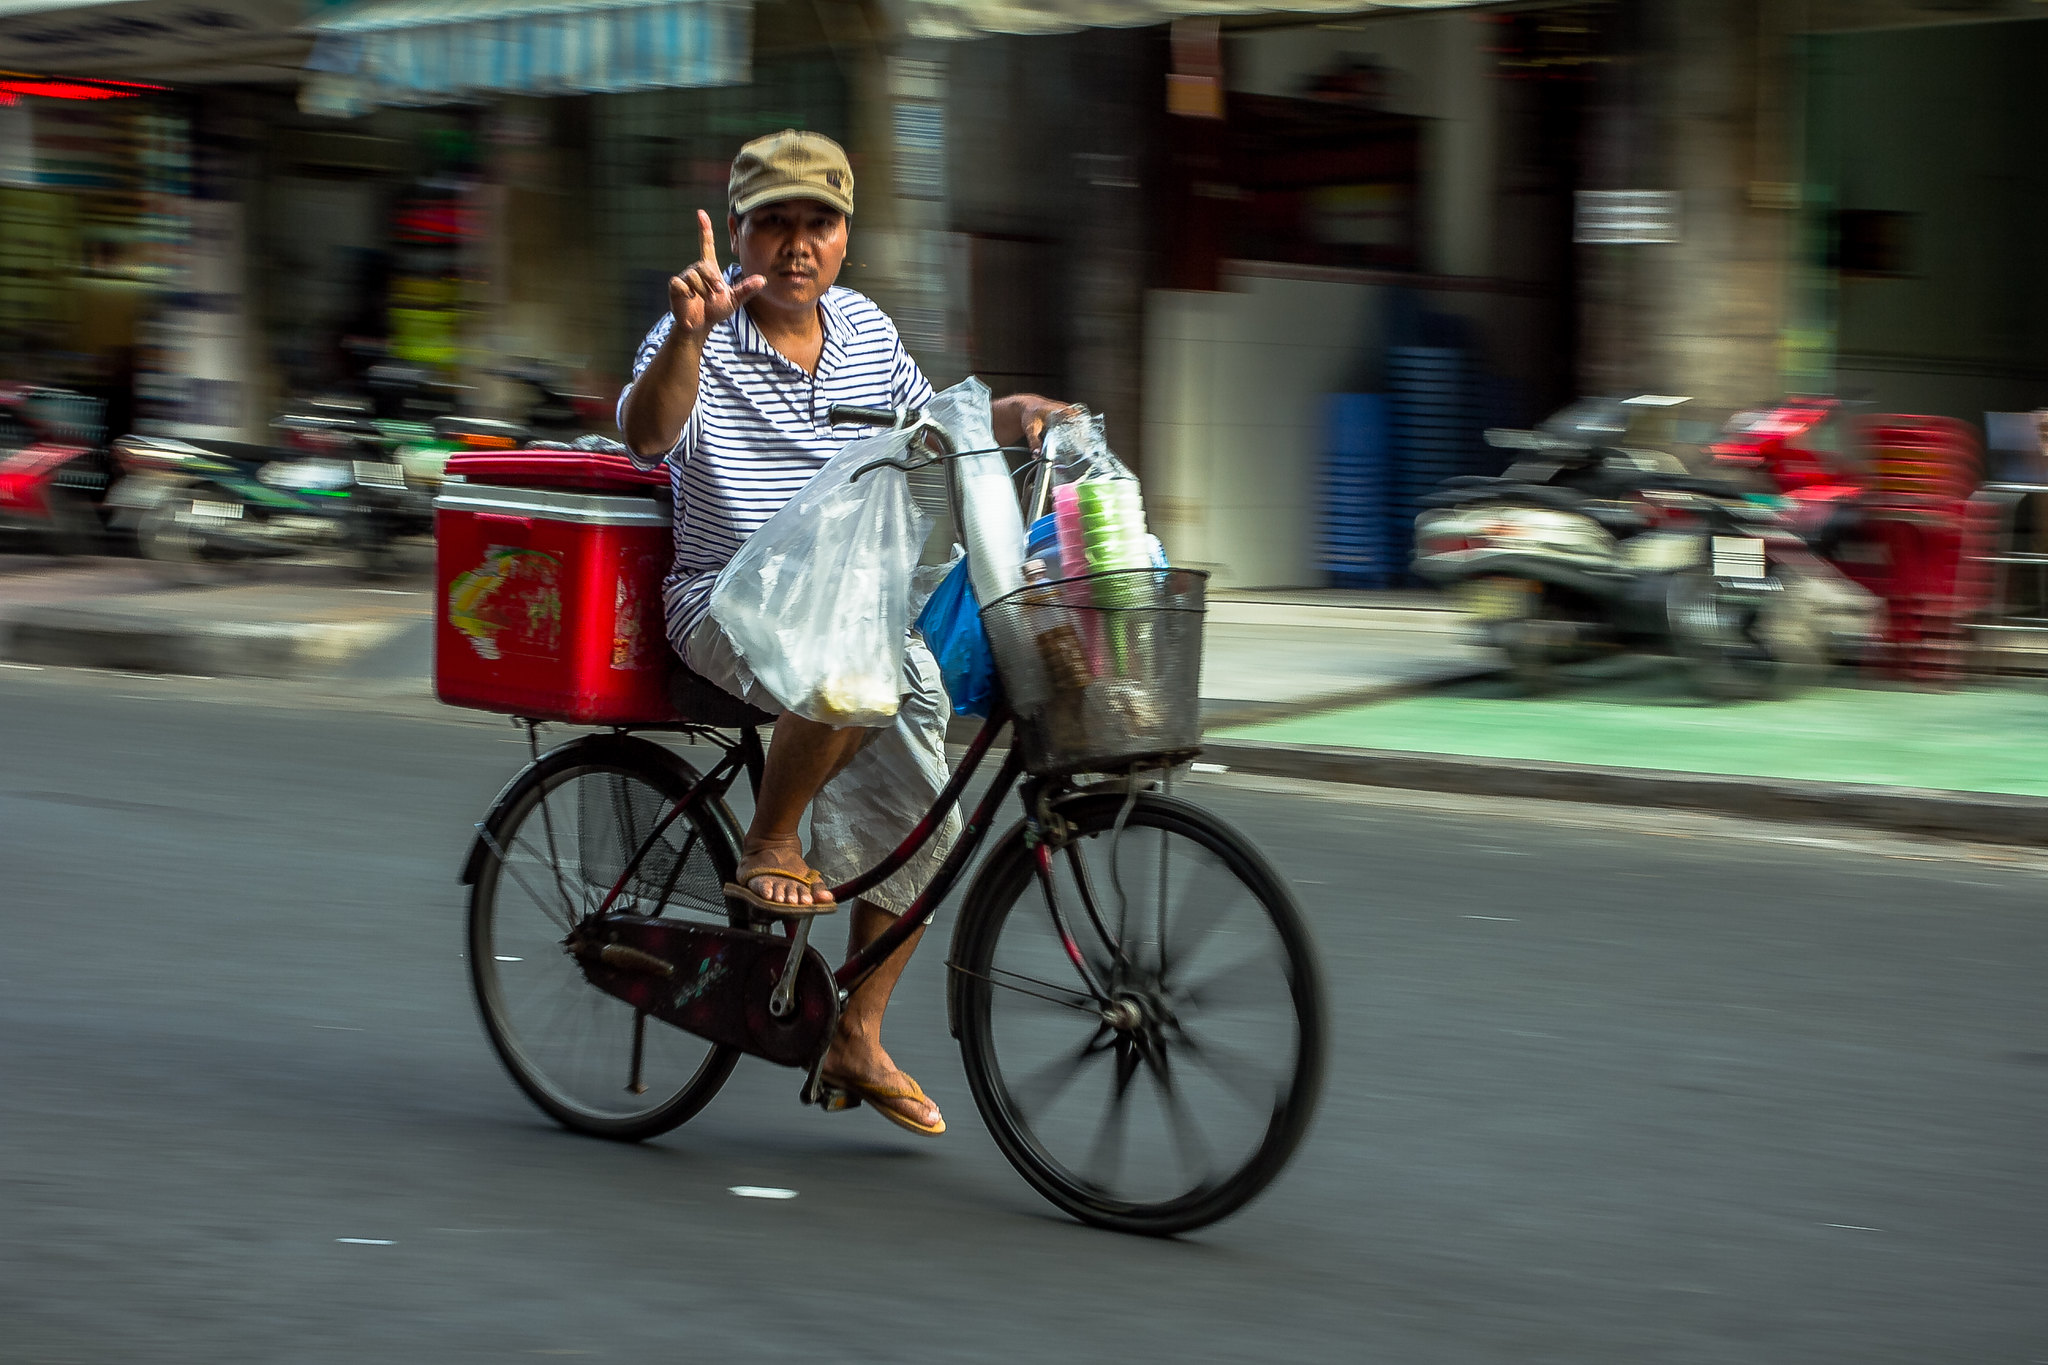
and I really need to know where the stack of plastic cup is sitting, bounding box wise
[1051,482,1100,670]
[1077,477,1151,672]
[1053,482,1086,578]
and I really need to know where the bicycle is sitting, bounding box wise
[460,403,1328,1235]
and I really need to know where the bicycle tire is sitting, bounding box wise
[469,733,747,1142]
[952,791,1327,1235]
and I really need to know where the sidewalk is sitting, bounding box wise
[1205,662,2048,846]
[6,556,2044,845]
[0,562,1493,699]
[0,557,431,681]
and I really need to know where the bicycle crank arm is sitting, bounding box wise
[768,917,813,1019]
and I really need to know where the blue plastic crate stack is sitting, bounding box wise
[1318,393,1393,588]
[1386,346,1486,584]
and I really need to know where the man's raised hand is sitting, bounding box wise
[667,209,766,338]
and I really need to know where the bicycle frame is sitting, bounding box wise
[577,404,1105,1008]
[583,698,1033,1003]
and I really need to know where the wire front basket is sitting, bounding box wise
[980,567,1209,776]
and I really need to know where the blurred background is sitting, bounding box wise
[6,6,2048,1356]
[0,0,2037,574]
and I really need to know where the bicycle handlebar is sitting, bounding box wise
[828,404,902,429]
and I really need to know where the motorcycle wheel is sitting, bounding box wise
[1670,572,1823,702]
[137,502,239,586]
[41,487,100,557]
[1499,617,1560,695]
[350,516,406,581]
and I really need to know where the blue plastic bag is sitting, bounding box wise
[915,555,998,718]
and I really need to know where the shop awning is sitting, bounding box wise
[0,0,315,82]
[895,0,1500,41]
[306,0,750,100]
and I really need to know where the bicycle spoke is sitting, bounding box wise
[525,973,598,1055]
[1082,1040,1141,1190]
[482,825,578,932]
[1157,876,1257,979]
[1175,1027,1286,1114]
[533,784,577,926]
[1155,825,1172,973]
[505,831,589,930]
[1173,948,1290,1014]
[1146,1047,1220,1191]
[1007,1025,1116,1117]
[648,827,700,914]
[966,964,1103,1015]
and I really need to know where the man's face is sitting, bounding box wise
[729,198,848,314]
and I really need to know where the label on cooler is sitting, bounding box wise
[448,547,564,662]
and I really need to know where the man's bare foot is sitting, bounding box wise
[821,1036,943,1134]
[735,837,834,909]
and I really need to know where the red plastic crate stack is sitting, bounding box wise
[1847,416,1984,683]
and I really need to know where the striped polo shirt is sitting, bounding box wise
[618,276,934,647]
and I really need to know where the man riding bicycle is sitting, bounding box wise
[618,130,1071,1137]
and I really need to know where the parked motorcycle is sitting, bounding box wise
[105,425,406,581]
[0,385,113,554]
[1413,397,1875,698]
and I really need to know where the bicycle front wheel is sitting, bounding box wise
[953,791,1327,1235]
[469,735,746,1142]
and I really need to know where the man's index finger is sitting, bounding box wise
[698,210,718,265]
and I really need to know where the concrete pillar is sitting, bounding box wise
[1063,27,1162,474]
[1579,0,1798,415]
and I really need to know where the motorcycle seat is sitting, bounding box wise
[435,416,530,444]
[1584,503,1652,536]
[273,412,382,439]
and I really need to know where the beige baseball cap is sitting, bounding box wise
[728,129,854,217]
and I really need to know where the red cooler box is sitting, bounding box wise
[434,450,683,723]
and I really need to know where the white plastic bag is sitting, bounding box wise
[707,428,931,727]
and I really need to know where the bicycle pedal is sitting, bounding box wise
[815,1085,862,1113]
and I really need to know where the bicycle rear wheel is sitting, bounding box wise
[469,734,746,1141]
[952,791,1327,1235]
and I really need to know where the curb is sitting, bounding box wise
[2,607,412,679]
[1197,738,2048,848]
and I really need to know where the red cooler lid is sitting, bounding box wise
[446,448,667,493]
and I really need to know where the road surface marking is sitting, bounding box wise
[1463,914,1519,921]
[1190,762,1229,774]
[335,1238,394,1245]
[313,1025,363,1032]
[0,663,43,671]
[495,955,523,962]
[729,1186,797,1200]
[1823,1223,1882,1231]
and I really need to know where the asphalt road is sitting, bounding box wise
[3,665,2044,1363]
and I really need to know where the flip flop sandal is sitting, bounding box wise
[819,1070,946,1137]
[724,851,838,918]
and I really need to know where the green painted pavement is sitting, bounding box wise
[1215,671,2048,797]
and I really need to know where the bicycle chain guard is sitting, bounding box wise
[575,915,838,1069]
